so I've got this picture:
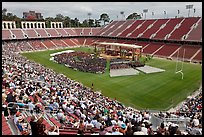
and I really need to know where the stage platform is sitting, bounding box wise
[136,65,165,74]
[110,68,139,77]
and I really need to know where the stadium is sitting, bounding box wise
[2,2,202,135]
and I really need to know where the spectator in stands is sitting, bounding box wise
[30,116,37,136]
[16,117,30,135]
[99,126,107,135]
[90,128,100,135]
[119,123,127,135]
[77,128,84,135]
[125,125,134,135]
[14,111,22,124]
[133,126,145,135]
[47,126,60,135]
[36,117,47,135]
[111,127,123,135]
[2,104,9,120]
[57,109,66,124]
[6,90,17,107]
[85,119,94,129]
[77,120,85,130]
[156,122,166,135]
[27,100,35,114]
[147,123,154,135]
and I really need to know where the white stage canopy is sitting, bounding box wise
[95,42,142,49]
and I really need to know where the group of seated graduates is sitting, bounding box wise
[54,51,107,74]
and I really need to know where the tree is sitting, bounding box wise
[94,19,101,27]
[88,19,95,27]
[99,13,110,26]
[45,17,55,28]
[70,18,80,27]
[2,8,7,16]
[126,13,142,20]
[13,15,21,28]
[2,8,8,20]
[63,16,71,28]
[82,19,89,27]
[55,14,64,22]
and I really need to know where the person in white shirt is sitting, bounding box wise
[14,112,23,124]
[192,117,199,127]
[85,119,94,129]
[57,109,66,123]
[95,120,102,129]
[141,123,148,135]
[27,101,35,113]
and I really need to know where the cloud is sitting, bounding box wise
[2,2,202,22]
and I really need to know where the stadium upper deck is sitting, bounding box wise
[2,17,202,43]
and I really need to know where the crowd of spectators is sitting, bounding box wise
[110,59,145,70]
[154,91,202,135]
[54,51,106,73]
[2,42,156,135]
[128,61,145,68]
[110,58,130,64]
[3,41,34,52]
[2,41,202,135]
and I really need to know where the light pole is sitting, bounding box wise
[88,13,92,27]
[120,11,125,20]
[186,4,193,17]
[143,9,148,19]
[178,10,180,18]
[152,12,154,19]
[164,11,167,18]
[193,8,196,17]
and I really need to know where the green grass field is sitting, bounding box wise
[21,47,202,111]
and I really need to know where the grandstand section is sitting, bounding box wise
[120,19,145,37]
[45,28,60,37]
[153,43,181,58]
[167,17,200,40]
[42,39,57,49]
[185,18,202,42]
[51,39,69,48]
[146,18,183,40]
[170,45,201,61]
[141,19,169,39]
[10,29,26,39]
[63,28,78,36]
[2,29,12,40]
[35,28,50,37]
[28,40,47,50]
[129,19,156,38]
[55,28,68,37]
[22,29,38,38]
